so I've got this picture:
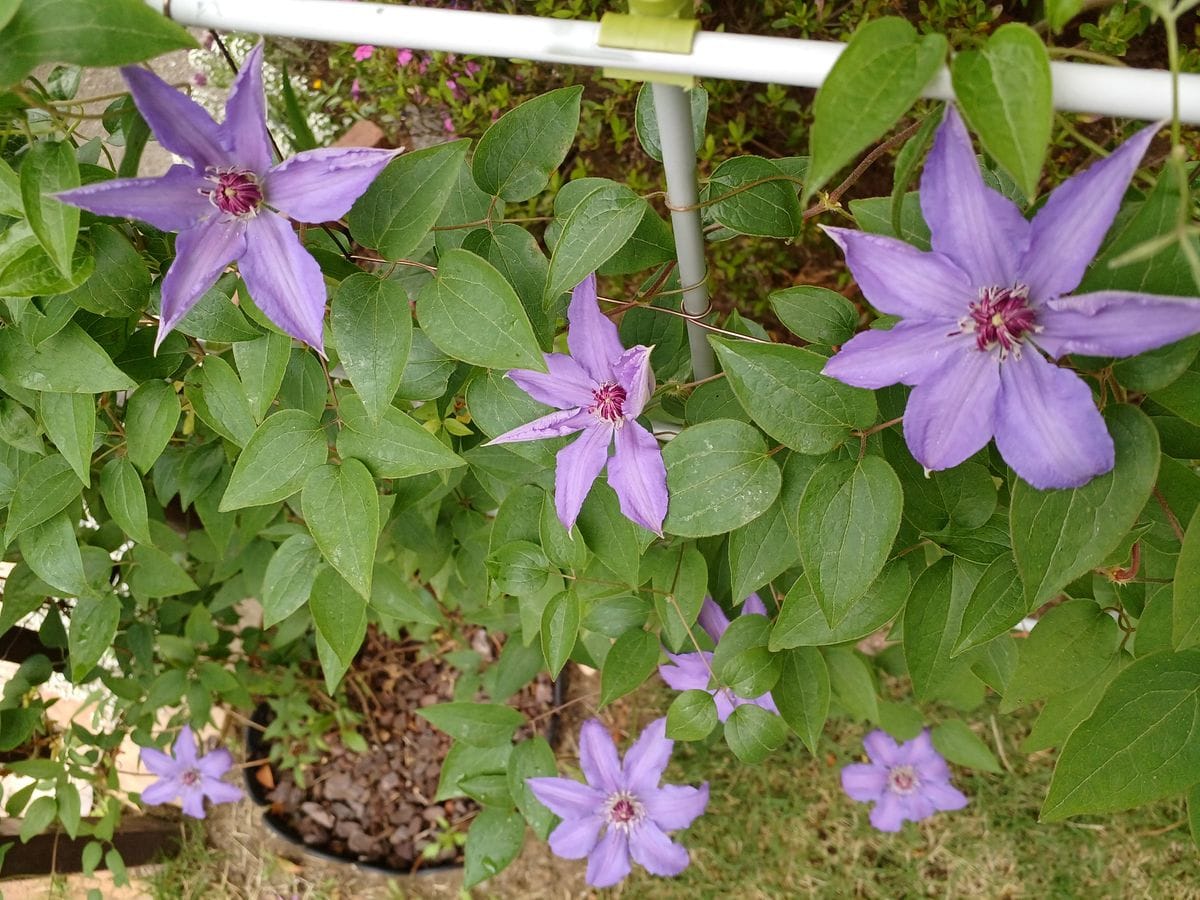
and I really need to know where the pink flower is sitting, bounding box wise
[353,44,375,62]
[397,48,414,67]
[442,115,455,133]
[351,78,361,101]
[465,61,482,77]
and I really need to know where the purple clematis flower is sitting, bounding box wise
[55,44,399,353]
[527,718,708,888]
[487,273,668,533]
[841,729,967,832]
[823,107,1200,489]
[138,725,243,819]
[658,594,780,721]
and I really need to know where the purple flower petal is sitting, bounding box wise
[862,730,901,767]
[923,781,969,812]
[658,652,713,693]
[548,815,603,859]
[611,345,655,418]
[741,594,766,616]
[265,147,401,223]
[914,752,952,785]
[868,791,905,832]
[554,423,612,531]
[487,408,590,445]
[751,691,780,716]
[607,420,667,535]
[586,829,631,888]
[180,785,207,819]
[697,598,731,644]
[139,776,181,806]
[196,747,234,778]
[506,354,596,409]
[629,821,690,877]
[201,777,243,805]
[567,274,624,383]
[841,763,887,802]
[823,320,965,389]
[1020,123,1160,301]
[822,227,975,321]
[1036,291,1200,359]
[219,43,273,174]
[239,212,327,350]
[171,725,199,770]
[527,776,605,819]
[578,719,623,794]
[903,792,936,823]
[919,106,1029,287]
[139,746,179,778]
[994,351,1114,489]
[158,217,248,345]
[896,729,939,767]
[643,782,709,831]
[712,689,737,723]
[121,65,229,171]
[621,718,672,795]
[54,166,213,232]
[902,347,1000,472]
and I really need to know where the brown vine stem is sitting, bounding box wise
[803,119,924,220]
[1153,486,1187,543]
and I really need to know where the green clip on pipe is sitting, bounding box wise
[597,0,699,87]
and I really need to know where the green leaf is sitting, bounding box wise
[0,398,45,455]
[951,23,1051,201]
[666,690,719,742]
[309,565,367,692]
[711,338,876,454]
[635,82,707,163]
[1021,653,1125,753]
[473,86,582,201]
[1042,650,1200,820]
[769,285,858,346]
[931,719,1002,774]
[712,614,777,698]
[187,355,256,447]
[902,558,984,701]
[540,590,579,678]
[464,807,524,888]
[17,511,88,596]
[795,456,902,625]
[261,534,322,627]
[302,460,379,601]
[462,223,554,349]
[416,248,544,371]
[56,781,81,839]
[347,140,469,260]
[644,544,708,652]
[68,593,119,681]
[823,646,879,723]
[704,155,802,238]
[770,561,910,650]
[600,629,659,707]
[219,410,327,511]
[233,331,290,422]
[0,220,92,297]
[279,62,316,152]
[663,419,782,538]
[1174,506,1200,650]
[19,795,56,843]
[0,156,19,215]
[1002,600,1121,711]
[19,140,79,277]
[5,453,80,546]
[124,381,179,474]
[489,540,556,597]
[99,458,151,545]
[336,392,464,479]
[727,496,799,601]
[1046,0,1085,30]
[0,323,135,393]
[955,555,1029,654]
[543,183,648,306]
[371,565,440,627]
[806,17,947,201]
[771,647,829,754]
[724,703,788,764]
[576,482,643,585]
[39,392,93,485]
[507,737,557,840]
[417,701,524,747]
[1011,405,1159,606]
[64,223,149,317]
[175,277,259,343]
[128,545,197,598]
[0,0,196,87]
[331,274,411,424]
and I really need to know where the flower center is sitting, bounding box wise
[603,790,645,831]
[960,285,1038,358]
[181,767,202,787]
[590,381,627,424]
[887,765,919,796]
[204,169,263,217]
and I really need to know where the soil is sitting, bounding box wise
[250,627,559,874]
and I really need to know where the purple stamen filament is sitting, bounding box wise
[960,285,1039,357]
[590,382,627,424]
[887,765,918,795]
[205,169,263,217]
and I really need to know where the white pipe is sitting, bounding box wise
[154,0,1200,122]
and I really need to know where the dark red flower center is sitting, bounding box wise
[604,790,645,830]
[963,285,1038,356]
[206,169,263,217]
[887,765,918,795]
[181,767,202,787]
[590,381,627,423]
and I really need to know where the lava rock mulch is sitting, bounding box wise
[250,627,558,873]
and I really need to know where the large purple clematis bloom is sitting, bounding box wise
[138,725,243,819]
[823,107,1200,489]
[658,594,780,721]
[487,273,668,533]
[527,718,708,888]
[56,44,399,352]
[841,729,967,832]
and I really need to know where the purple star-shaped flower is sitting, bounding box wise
[138,725,243,819]
[487,273,668,533]
[841,729,967,832]
[56,43,399,353]
[658,594,780,721]
[527,718,708,888]
[823,107,1200,489]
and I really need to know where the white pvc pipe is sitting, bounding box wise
[153,0,1200,122]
